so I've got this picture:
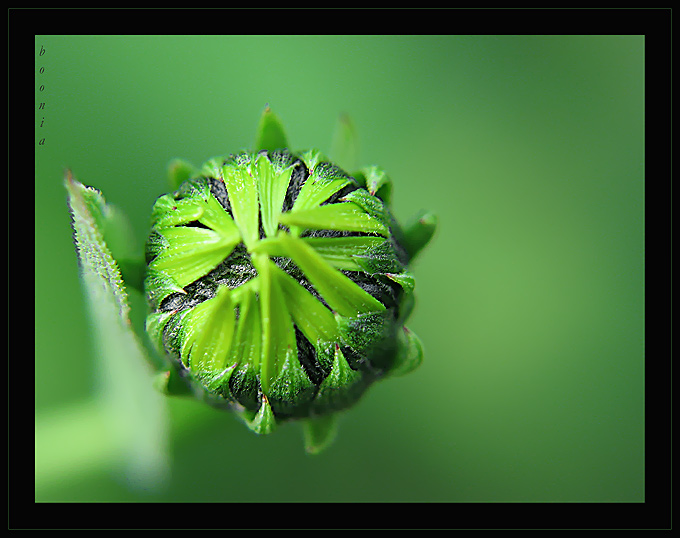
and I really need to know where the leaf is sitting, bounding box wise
[65,170,169,490]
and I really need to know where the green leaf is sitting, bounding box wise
[255,105,289,152]
[64,170,169,490]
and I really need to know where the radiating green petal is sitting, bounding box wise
[222,163,259,247]
[150,227,239,287]
[277,233,385,317]
[231,284,262,372]
[255,153,293,238]
[183,286,236,372]
[253,255,296,392]
[152,199,204,229]
[280,201,388,236]
[302,235,386,271]
[290,160,353,213]
[271,261,339,345]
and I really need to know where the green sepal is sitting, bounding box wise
[289,157,353,213]
[341,188,391,233]
[353,166,392,206]
[402,210,437,262]
[313,345,363,412]
[267,347,316,416]
[384,272,416,294]
[302,413,339,455]
[195,362,238,394]
[336,309,396,358]
[167,158,197,191]
[388,327,424,377]
[245,395,277,435]
[255,105,289,152]
[228,360,262,412]
[144,269,185,310]
[145,310,177,353]
[329,113,358,173]
[153,368,193,397]
[351,240,407,275]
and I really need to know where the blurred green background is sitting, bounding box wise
[35,35,644,503]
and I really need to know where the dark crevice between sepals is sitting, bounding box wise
[178,220,210,229]
[295,326,329,386]
[281,157,309,213]
[227,362,262,412]
[271,256,333,312]
[206,176,232,214]
[321,182,360,206]
[342,271,404,311]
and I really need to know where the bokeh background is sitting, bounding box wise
[35,35,644,503]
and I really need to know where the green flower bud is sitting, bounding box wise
[143,111,435,445]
